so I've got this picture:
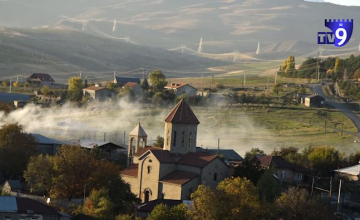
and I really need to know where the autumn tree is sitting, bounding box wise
[149,70,167,92]
[50,145,95,199]
[353,68,360,79]
[41,86,52,96]
[67,77,83,101]
[275,187,335,220]
[0,102,12,114]
[148,204,189,220]
[271,146,302,165]
[24,155,54,194]
[83,188,114,219]
[191,177,262,220]
[307,146,344,175]
[273,83,282,95]
[0,123,37,178]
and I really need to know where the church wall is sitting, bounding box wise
[201,158,229,189]
[162,183,182,200]
[159,163,177,179]
[138,154,161,202]
[181,177,200,200]
[121,175,139,197]
[164,123,197,154]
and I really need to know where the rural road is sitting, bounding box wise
[310,83,360,135]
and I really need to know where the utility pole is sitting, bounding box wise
[311,177,315,196]
[124,131,126,145]
[337,179,342,212]
[217,138,220,155]
[329,177,333,197]
[80,71,82,79]
[317,50,320,82]
[324,120,327,133]
[244,73,246,87]
[266,77,269,92]
[275,71,277,84]
[9,79,12,93]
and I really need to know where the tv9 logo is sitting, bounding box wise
[318,19,353,47]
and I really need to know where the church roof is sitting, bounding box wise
[151,150,175,163]
[134,146,161,157]
[160,170,198,185]
[164,99,200,125]
[130,123,148,137]
[121,164,138,177]
[177,152,217,168]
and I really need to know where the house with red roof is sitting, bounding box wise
[164,83,197,97]
[122,82,143,97]
[121,99,230,202]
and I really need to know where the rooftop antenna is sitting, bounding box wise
[256,42,260,55]
[198,37,203,53]
[112,19,117,32]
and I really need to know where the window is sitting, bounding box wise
[214,173,217,181]
[181,132,185,147]
[295,173,303,181]
[281,170,286,179]
[166,130,170,146]
[189,132,192,147]
[173,131,177,146]
[147,166,151,174]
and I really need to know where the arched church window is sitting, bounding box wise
[166,130,170,146]
[173,131,177,146]
[189,132,192,147]
[181,132,185,147]
[147,165,152,174]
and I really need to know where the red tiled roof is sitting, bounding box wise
[259,156,311,172]
[164,99,200,124]
[121,164,138,177]
[151,150,175,163]
[177,152,217,168]
[134,146,162,157]
[160,170,198,185]
[83,86,106,91]
[165,83,187,89]
[28,73,55,82]
[123,82,139,88]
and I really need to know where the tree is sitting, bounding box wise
[0,102,12,114]
[191,177,262,220]
[68,77,83,101]
[233,152,264,184]
[257,169,281,203]
[50,145,95,199]
[307,146,344,175]
[149,70,167,92]
[149,204,189,220]
[353,68,360,79]
[271,146,302,165]
[83,188,114,220]
[140,78,150,90]
[273,83,282,95]
[153,136,164,148]
[275,187,335,220]
[247,148,266,157]
[41,86,51,96]
[0,123,37,178]
[24,155,54,194]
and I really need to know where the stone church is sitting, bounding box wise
[121,99,230,202]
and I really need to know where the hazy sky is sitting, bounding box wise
[326,0,360,6]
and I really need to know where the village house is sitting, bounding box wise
[164,83,197,97]
[334,163,360,181]
[114,76,141,87]
[121,99,230,202]
[258,156,311,183]
[0,196,68,220]
[122,82,143,97]
[304,94,325,107]
[27,73,55,87]
[31,133,62,156]
[0,93,30,109]
[82,85,113,101]
[2,180,22,195]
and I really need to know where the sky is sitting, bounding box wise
[307,0,360,6]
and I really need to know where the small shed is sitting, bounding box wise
[304,94,325,107]
[334,164,360,181]
[2,180,22,194]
